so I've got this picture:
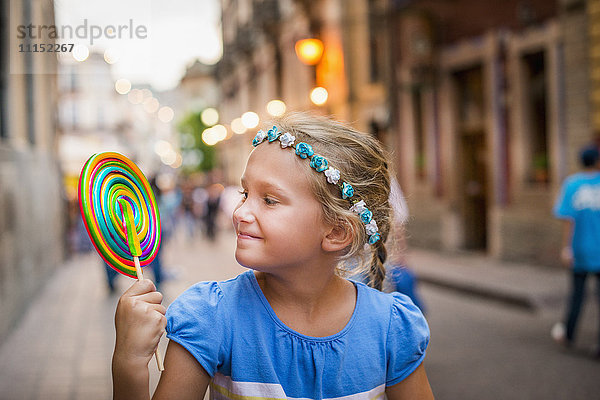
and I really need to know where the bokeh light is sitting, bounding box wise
[72,45,89,62]
[266,100,286,117]
[241,111,259,129]
[143,97,159,113]
[104,48,120,64]
[231,118,246,134]
[158,106,174,123]
[128,89,143,104]
[115,79,131,95]
[310,87,328,106]
[201,108,219,126]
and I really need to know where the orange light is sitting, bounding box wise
[295,38,324,65]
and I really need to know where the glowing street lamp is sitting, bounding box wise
[295,38,324,65]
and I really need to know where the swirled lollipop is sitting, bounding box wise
[78,152,164,370]
[78,152,161,278]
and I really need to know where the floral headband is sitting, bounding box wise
[252,126,381,245]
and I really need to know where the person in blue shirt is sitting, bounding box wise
[552,145,600,357]
[111,112,433,399]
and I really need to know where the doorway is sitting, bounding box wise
[454,65,488,250]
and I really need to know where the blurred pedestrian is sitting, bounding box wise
[552,145,600,358]
[203,183,223,241]
[179,180,197,240]
[112,112,433,398]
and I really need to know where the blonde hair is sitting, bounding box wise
[269,112,393,290]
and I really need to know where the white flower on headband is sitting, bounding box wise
[350,200,367,214]
[279,132,295,148]
[365,219,379,235]
[324,167,340,184]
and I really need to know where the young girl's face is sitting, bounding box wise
[233,143,330,271]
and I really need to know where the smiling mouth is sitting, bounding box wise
[237,233,262,240]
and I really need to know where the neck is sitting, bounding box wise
[254,259,344,314]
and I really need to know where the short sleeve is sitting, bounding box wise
[386,292,430,386]
[554,179,575,219]
[166,281,225,377]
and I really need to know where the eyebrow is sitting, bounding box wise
[240,177,288,194]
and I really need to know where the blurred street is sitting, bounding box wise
[3,1,600,399]
[0,225,598,400]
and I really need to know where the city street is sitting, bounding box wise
[0,226,599,399]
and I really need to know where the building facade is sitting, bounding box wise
[386,0,589,266]
[0,0,64,340]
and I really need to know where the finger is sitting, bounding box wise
[123,279,156,297]
[148,303,167,315]
[136,290,164,304]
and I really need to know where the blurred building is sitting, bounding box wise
[58,53,129,181]
[214,0,596,267]
[178,60,218,112]
[58,53,173,198]
[0,0,64,340]
[382,0,583,266]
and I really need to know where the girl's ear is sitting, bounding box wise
[322,221,353,253]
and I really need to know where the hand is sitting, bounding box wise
[114,279,167,368]
[560,246,573,268]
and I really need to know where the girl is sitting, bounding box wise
[112,112,434,400]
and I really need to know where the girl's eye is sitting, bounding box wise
[264,197,277,205]
[238,189,247,200]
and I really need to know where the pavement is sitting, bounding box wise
[0,227,585,399]
[406,249,568,312]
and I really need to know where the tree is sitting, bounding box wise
[177,110,217,173]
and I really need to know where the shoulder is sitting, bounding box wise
[166,271,251,332]
[562,173,590,188]
[385,292,430,386]
[354,283,430,385]
[164,271,253,377]
[388,292,429,342]
[354,281,429,338]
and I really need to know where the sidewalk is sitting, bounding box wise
[407,248,568,312]
[0,230,244,400]
[0,232,580,399]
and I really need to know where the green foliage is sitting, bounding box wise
[177,110,217,173]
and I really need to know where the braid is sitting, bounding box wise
[369,240,387,291]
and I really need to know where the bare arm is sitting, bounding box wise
[152,341,211,399]
[112,280,167,400]
[560,219,574,268]
[385,363,434,400]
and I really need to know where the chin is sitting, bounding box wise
[234,249,258,269]
[234,250,275,273]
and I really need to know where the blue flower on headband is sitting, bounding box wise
[341,182,354,199]
[252,130,267,147]
[359,209,373,225]
[368,233,381,244]
[310,154,329,172]
[267,126,281,142]
[295,142,314,159]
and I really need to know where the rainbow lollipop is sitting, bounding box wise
[78,152,161,278]
[78,151,164,370]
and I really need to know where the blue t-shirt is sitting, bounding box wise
[166,270,429,399]
[554,171,600,271]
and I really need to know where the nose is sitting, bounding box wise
[232,198,256,227]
